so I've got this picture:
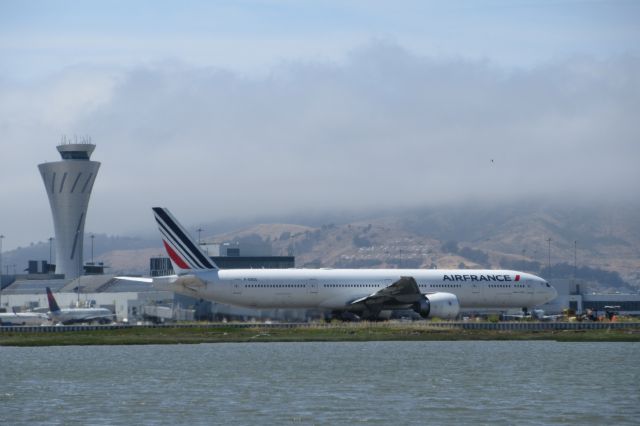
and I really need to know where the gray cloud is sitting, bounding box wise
[1,41,638,248]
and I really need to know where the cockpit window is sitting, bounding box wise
[545,282,551,287]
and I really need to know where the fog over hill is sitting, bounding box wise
[4,201,638,290]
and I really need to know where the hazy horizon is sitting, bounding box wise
[1,1,639,250]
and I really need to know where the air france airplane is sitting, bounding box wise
[133,208,557,320]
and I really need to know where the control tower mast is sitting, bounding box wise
[38,137,100,279]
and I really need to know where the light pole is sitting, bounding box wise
[0,234,3,277]
[197,228,203,245]
[48,237,54,269]
[90,234,95,263]
[574,240,577,286]
[0,234,3,310]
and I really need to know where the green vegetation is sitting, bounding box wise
[499,259,630,289]
[352,234,373,248]
[500,257,542,272]
[1,323,639,346]
[441,240,489,267]
[541,263,628,288]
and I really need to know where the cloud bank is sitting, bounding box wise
[1,42,638,248]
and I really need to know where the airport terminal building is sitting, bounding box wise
[541,279,640,316]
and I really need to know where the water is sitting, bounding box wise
[1,341,638,425]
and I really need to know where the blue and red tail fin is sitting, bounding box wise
[46,287,61,313]
[152,207,218,275]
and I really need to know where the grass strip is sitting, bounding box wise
[2,324,639,346]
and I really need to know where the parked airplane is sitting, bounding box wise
[0,310,48,326]
[46,287,114,325]
[124,207,557,320]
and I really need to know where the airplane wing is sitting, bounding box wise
[348,276,423,312]
[114,275,204,291]
[114,274,204,294]
[114,276,154,283]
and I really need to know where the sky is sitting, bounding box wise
[0,0,639,250]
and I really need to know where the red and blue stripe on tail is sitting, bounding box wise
[152,207,218,274]
[46,287,61,313]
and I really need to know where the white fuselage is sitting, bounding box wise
[49,307,113,324]
[0,312,49,326]
[160,268,557,311]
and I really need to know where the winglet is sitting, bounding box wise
[46,287,61,313]
[152,207,218,274]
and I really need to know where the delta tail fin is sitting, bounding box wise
[152,207,218,275]
[46,287,61,313]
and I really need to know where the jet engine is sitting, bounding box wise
[412,292,460,319]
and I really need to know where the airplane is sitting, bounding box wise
[45,287,114,325]
[0,310,49,326]
[122,207,558,320]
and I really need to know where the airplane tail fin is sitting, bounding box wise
[46,287,61,313]
[152,207,218,275]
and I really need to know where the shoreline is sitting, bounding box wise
[2,323,639,346]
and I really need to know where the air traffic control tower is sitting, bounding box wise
[38,139,100,279]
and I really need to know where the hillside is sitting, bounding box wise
[4,203,639,289]
[211,201,640,288]
[198,202,640,289]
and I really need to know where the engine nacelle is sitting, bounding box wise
[412,292,460,319]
